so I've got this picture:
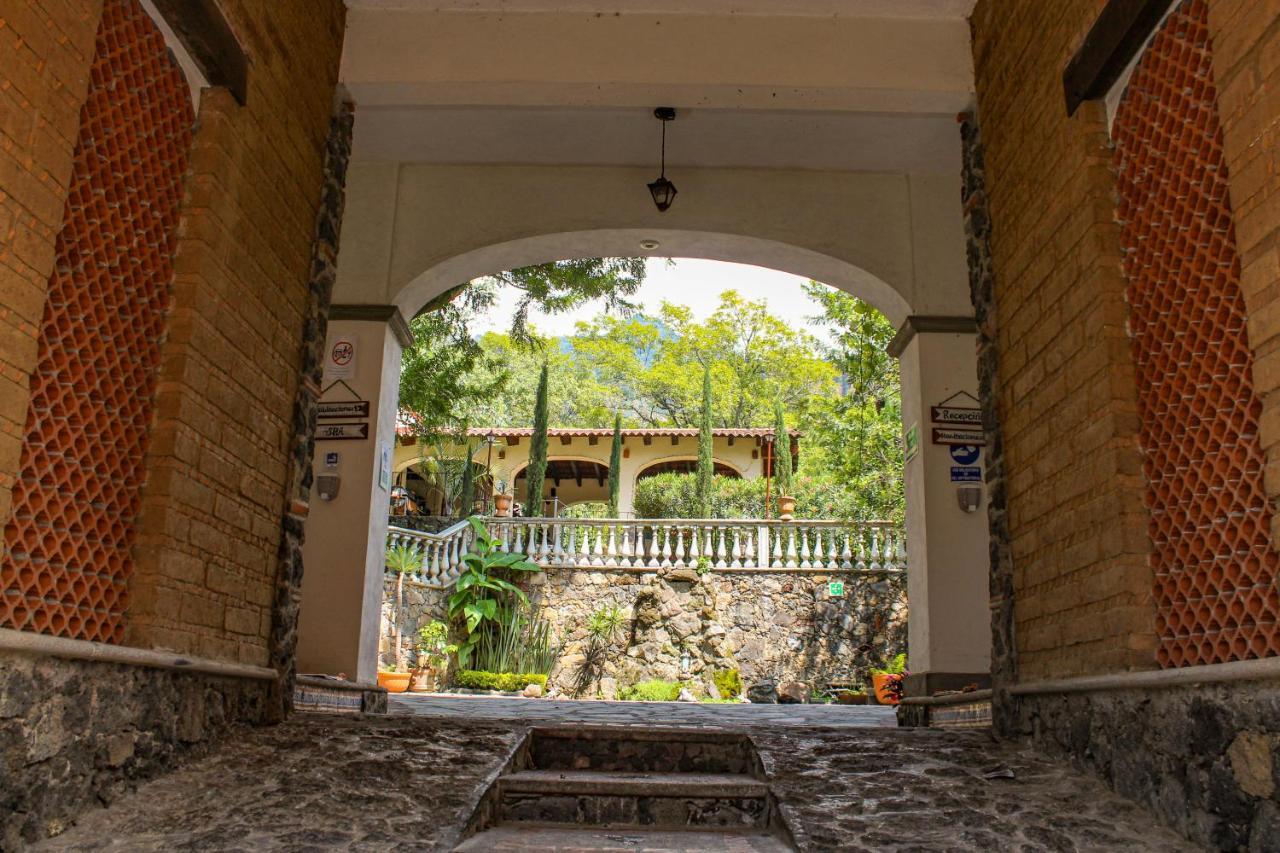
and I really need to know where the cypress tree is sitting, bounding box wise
[458,441,475,518]
[696,364,714,517]
[773,400,793,497]
[526,364,550,516]
[607,412,623,517]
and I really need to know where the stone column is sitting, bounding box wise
[890,317,992,695]
[295,308,410,683]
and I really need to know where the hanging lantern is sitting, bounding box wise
[648,107,678,212]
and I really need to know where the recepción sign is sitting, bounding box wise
[931,405,982,425]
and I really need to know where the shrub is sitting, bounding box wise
[712,668,742,699]
[633,473,765,519]
[619,679,683,701]
[456,670,548,692]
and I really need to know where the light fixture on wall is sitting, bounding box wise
[647,107,678,212]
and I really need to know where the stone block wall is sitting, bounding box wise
[0,651,271,849]
[382,567,907,696]
[1018,683,1280,850]
[970,0,1155,682]
[0,1,102,558]
[125,0,347,665]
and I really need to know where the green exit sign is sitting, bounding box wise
[828,581,845,597]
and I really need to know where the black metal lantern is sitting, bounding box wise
[648,107,678,212]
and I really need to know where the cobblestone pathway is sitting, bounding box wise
[38,710,1198,852]
[389,693,899,727]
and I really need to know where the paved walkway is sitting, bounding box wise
[38,712,1198,852]
[389,693,899,727]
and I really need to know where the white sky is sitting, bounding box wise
[471,258,837,344]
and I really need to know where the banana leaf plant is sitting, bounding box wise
[448,516,542,668]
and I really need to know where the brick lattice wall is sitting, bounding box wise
[0,2,102,558]
[1115,0,1280,668]
[124,1,347,665]
[1,0,192,643]
[969,0,1156,680]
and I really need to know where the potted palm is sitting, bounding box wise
[380,541,421,693]
[410,620,456,692]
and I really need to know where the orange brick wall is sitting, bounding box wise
[0,1,102,557]
[1115,0,1280,668]
[970,0,1157,680]
[123,1,347,665]
[1208,5,1280,553]
[1,0,193,643]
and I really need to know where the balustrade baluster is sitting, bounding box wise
[688,523,701,566]
[784,527,798,568]
[704,526,715,566]
[660,525,673,567]
[587,524,601,566]
[673,526,686,568]
[771,527,782,567]
[729,526,742,569]
[840,530,854,569]
[624,524,638,568]
[642,523,656,568]
[798,526,812,568]
[869,528,883,571]
[602,525,617,567]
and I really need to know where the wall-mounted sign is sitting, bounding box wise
[379,443,392,491]
[904,424,920,463]
[949,445,981,466]
[828,581,845,597]
[325,335,357,380]
[931,405,982,425]
[318,400,370,419]
[931,391,981,425]
[316,422,369,441]
[951,467,983,482]
[932,427,987,446]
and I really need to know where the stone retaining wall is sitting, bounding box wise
[382,566,907,697]
[1015,682,1280,851]
[0,652,270,849]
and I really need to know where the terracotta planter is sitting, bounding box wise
[777,495,797,522]
[377,670,411,693]
[494,494,513,517]
[871,673,900,705]
[409,666,438,693]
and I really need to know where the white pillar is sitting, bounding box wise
[894,319,992,693]
[296,312,407,684]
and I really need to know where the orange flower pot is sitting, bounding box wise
[377,670,411,693]
[872,673,900,705]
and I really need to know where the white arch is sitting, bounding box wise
[633,455,745,480]
[393,229,912,326]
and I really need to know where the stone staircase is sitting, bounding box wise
[454,726,796,851]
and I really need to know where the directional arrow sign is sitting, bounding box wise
[315,422,369,441]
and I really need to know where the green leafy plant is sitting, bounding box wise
[456,670,549,692]
[385,542,422,670]
[773,400,793,498]
[696,363,714,517]
[471,603,559,676]
[619,679,683,702]
[448,516,542,667]
[712,668,742,699]
[573,603,629,698]
[416,620,457,672]
[870,653,907,676]
[587,604,628,639]
[525,364,550,515]
[608,412,623,517]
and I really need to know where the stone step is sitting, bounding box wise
[527,726,760,775]
[498,769,771,829]
[500,769,770,798]
[454,824,794,852]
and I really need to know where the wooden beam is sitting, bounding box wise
[588,435,599,446]
[559,435,572,446]
[1063,0,1170,116]
[149,0,250,105]
[643,435,652,446]
[671,435,679,446]
[571,460,582,487]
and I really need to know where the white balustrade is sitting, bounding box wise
[481,518,906,574]
[385,519,474,588]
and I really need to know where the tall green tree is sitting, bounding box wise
[458,442,476,517]
[773,400,793,497]
[525,364,550,515]
[398,258,645,438]
[607,412,623,517]
[696,364,714,517]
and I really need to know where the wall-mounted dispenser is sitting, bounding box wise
[957,486,981,513]
[317,474,341,502]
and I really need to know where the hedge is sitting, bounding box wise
[456,670,548,692]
